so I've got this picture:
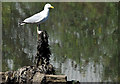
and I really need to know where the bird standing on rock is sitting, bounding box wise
[20,3,54,32]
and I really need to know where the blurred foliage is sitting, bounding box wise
[2,2,119,82]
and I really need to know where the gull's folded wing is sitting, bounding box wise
[23,11,44,24]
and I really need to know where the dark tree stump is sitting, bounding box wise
[35,30,50,67]
[34,30,55,74]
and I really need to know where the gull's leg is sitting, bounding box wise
[37,24,42,34]
[38,24,41,31]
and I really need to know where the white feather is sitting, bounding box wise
[21,3,53,25]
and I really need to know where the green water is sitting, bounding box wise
[2,2,119,82]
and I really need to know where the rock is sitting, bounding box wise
[0,72,5,83]
[45,75,67,83]
[32,72,45,83]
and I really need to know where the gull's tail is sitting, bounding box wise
[20,22,25,26]
[18,21,26,26]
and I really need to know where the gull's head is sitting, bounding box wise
[44,3,54,10]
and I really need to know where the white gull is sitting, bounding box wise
[20,3,54,26]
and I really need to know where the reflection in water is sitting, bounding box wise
[7,59,13,70]
[51,56,104,82]
[50,50,109,82]
[2,2,119,82]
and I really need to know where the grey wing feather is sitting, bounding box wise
[23,12,43,23]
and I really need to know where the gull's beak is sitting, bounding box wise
[50,6,54,9]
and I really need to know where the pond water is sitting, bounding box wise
[2,2,119,82]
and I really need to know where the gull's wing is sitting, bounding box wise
[23,11,44,24]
